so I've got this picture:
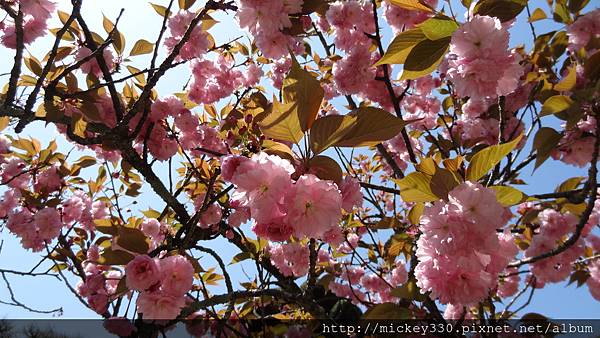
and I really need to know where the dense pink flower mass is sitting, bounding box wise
[0,0,55,48]
[415,182,516,306]
[236,0,304,59]
[165,10,211,60]
[446,15,523,116]
[567,9,600,52]
[221,152,344,243]
[131,254,194,319]
[2,0,600,327]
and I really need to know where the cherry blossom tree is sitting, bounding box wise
[0,0,599,336]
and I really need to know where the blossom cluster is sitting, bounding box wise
[1,0,56,48]
[566,8,600,52]
[415,182,517,307]
[76,245,122,315]
[236,0,304,59]
[222,152,361,241]
[125,254,194,319]
[445,15,523,117]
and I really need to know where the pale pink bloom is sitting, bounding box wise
[268,242,309,277]
[165,10,210,60]
[19,0,56,18]
[34,207,62,240]
[147,125,178,161]
[243,63,263,87]
[227,207,250,228]
[137,291,186,319]
[150,96,186,122]
[140,219,162,239]
[125,255,161,291]
[446,15,523,104]
[1,157,30,189]
[567,9,600,52]
[88,293,109,314]
[159,255,194,296]
[198,204,222,228]
[338,176,363,211]
[285,174,342,239]
[1,17,48,48]
[252,220,294,242]
[34,165,62,193]
[75,47,115,77]
[0,190,19,218]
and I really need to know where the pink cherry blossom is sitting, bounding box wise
[159,255,194,296]
[125,255,161,291]
[284,174,342,239]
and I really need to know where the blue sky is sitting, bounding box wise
[0,0,599,320]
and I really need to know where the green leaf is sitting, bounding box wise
[533,127,562,169]
[400,37,450,80]
[466,134,523,182]
[430,168,460,200]
[98,248,134,265]
[363,302,411,320]
[417,15,459,41]
[116,226,149,254]
[393,172,438,203]
[282,55,324,132]
[554,66,577,91]
[150,3,170,17]
[178,0,196,10]
[528,8,547,22]
[375,28,426,66]
[490,185,527,206]
[387,0,434,12]
[474,0,527,22]
[334,107,410,147]
[540,95,574,116]
[258,98,304,143]
[309,114,357,154]
[130,39,154,56]
[230,252,251,265]
[308,155,343,183]
[102,14,125,54]
[553,2,572,24]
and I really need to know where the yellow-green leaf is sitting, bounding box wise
[98,248,134,265]
[466,134,523,182]
[376,28,426,66]
[258,98,303,143]
[309,114,357,154]
[386,0,433,12]
[554,66,577,92]
[400,37,450,80]
[130,39,154,56]
[490,185,527,206]
[533,127,562,169]
[150,3,170,17]
[540,95,573,116]
[282,55,324,132]
[393,172,438,203]
[334,107,409,147]
[71,114,87,138]
[178,0,196,10]
[417,15,459,41]
[529,8,547,22]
